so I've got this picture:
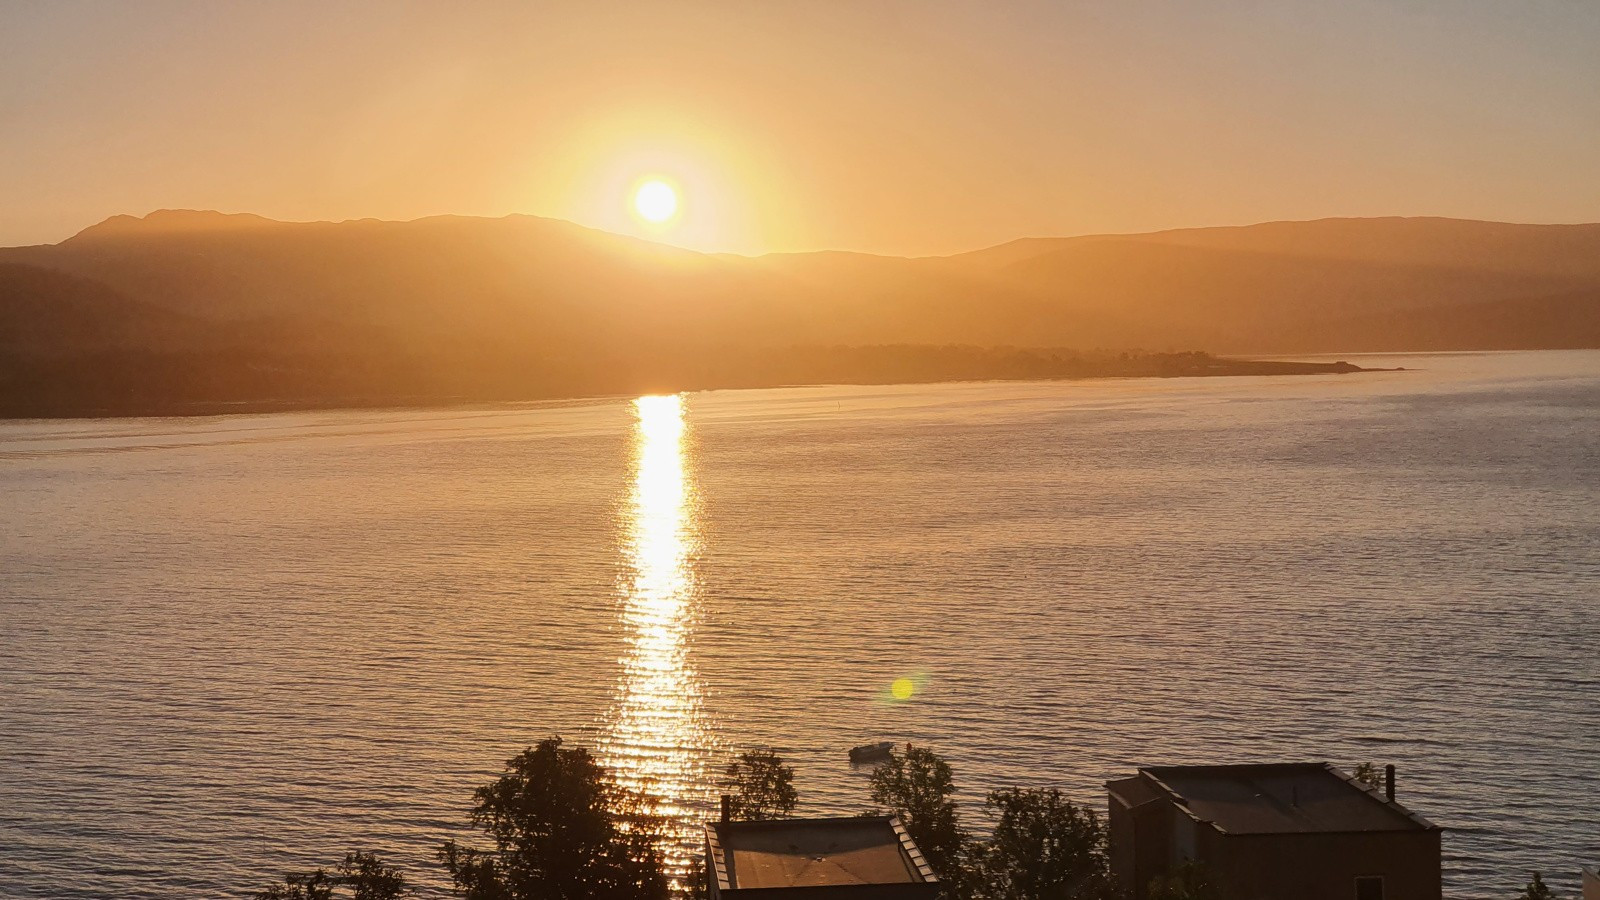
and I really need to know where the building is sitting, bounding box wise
[1106,763,1441,900]
[1582,865,1599,900]
[704,815,939,899]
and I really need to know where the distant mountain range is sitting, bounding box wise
[2,211,1598,415]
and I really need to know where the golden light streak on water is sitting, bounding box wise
[600,394,715,885]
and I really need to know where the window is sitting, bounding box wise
[1355,876,1385,900]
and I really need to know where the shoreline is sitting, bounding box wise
[0,356,1389,422]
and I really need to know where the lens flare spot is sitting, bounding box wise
[891,677,916,701]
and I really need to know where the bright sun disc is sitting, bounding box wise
[634,179,678,223]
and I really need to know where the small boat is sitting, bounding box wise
[849,741,896,764]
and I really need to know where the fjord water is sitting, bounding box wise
[2,352,1596,899]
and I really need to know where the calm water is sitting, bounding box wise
[1,351,1597,898]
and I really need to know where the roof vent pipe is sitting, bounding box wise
[721,794,732,823]
[1384,765,1396,801]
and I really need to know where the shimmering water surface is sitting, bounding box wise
[1,351,1596,898]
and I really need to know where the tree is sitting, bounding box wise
[1518,872,1559,900]
[970,788,1115,900]
[868,744,967,883]
[257,851,409,900]
[338,853,409,900]
[1147,860,1223,900]
[437,737,670,900]
[722,748,798,820]
[258,869,333,900]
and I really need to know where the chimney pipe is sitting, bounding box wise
[1384,765,1396,801]
[721,794,731,823]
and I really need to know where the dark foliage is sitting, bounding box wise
[970,788,1116,900]
[868,744,968,883]
[437,737,670,900]
[1147,860,1224,900]
[1518,872,1559,900]
[722,748,798,820]
[256,851,408,900]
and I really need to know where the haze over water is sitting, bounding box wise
[1,351,1596,898]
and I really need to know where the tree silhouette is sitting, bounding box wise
[1351,763,1382,789]
[971,788,1115,899]
[1147,860,1224,900]
[1518,872,1559,900]
[437,737,669,900]
[256,851,408,900]
[868,744,967,882]
[722,748,798,820]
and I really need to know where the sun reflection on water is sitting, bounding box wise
[600,394,715,883]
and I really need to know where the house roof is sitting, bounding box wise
[1106,774,1162,810]
[1125,763,1439,835]
[706,815,937,891]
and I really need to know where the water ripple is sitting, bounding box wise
[1,351,1597,898]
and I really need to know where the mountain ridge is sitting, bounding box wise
[2,210,1597,416]
[8,209,1599,346]
[53,209,1600,262]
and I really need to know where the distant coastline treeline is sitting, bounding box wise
[0,334,1359,419]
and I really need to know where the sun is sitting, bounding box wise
[633,179,679,224]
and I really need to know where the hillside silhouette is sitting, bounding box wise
[2,211,1597,415]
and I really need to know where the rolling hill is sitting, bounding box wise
[1,211,1597,415]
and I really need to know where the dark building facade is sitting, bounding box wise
[1107,763,1441,900]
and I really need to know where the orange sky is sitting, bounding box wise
[3,1,1598,255]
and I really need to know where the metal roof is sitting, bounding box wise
[706,815,937,891]
[1125,762,1439,835]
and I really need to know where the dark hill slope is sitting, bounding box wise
[1,211,1597,415]
[965,239,1586,352]
[957,217,1600,281]
[0,263,198,356]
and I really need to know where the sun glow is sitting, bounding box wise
[544,114,784,252]
[633,178,679,224]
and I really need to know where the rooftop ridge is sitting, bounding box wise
[1131,761,1440,835]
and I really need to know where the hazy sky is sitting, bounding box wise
[3,0,1598,255]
